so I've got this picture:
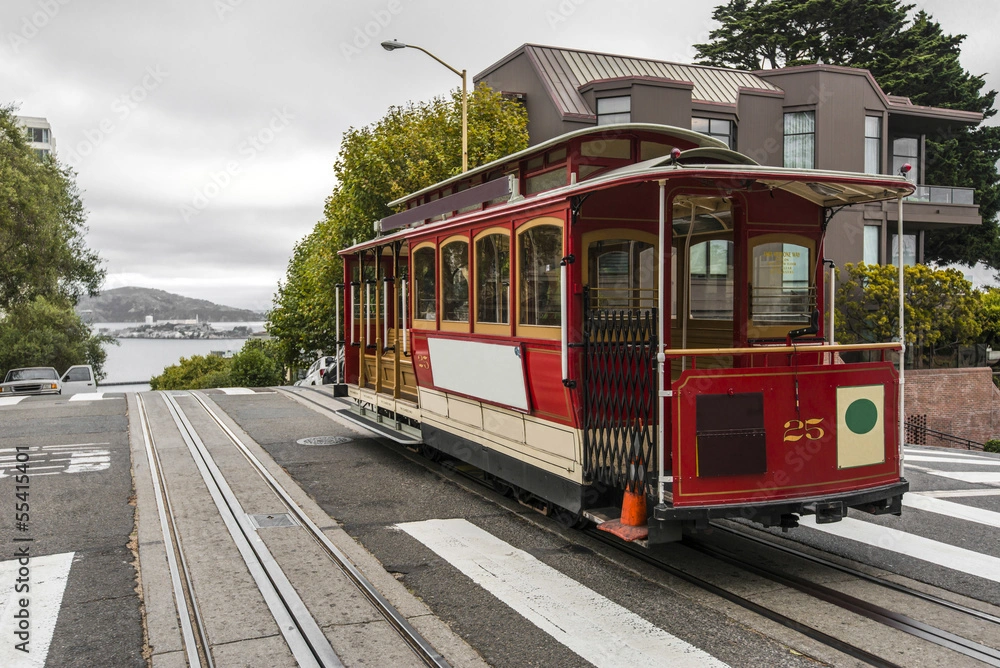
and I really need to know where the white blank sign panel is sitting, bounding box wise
[427,338,529,411]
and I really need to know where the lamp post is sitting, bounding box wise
[381,39,467,173]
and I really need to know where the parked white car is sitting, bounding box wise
[61,364,98,395]
[0,367,62,396]
[302,356,335,386]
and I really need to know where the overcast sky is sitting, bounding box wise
[3,0,998,311]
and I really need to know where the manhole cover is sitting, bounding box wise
[248,513,298,529]
[296,436,352,446]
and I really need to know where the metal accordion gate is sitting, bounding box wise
[581,285,658,498]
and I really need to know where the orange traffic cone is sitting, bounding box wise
[598,486,649,542]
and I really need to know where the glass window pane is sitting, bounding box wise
[689,240,734,320]
[784,111,815,134]
[581,139,631,159]
[547,148,567,163]
[587,239,656,310]
[597,112,631,125]
[413,247,436,320]
[691,118,710,133]
[640,141,673,161]
[519,225,562,326]
[864,137,881,174]
[892,156,919,184]
[441,241,469,322]
[710,119,730,134]
[893,137,919,157]
[891,234,917,267]
[863,226,880,265]
[597,96,630,114]
[476,234,510,324]
[784,133,815,169]
[865,115,882,139]
[751,242,812,326]
[525,167,567,194]
[525,156,543,171]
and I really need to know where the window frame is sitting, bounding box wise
[515,217,564,340]
[692,117,736,150]
[783,110,816,169]
[864,115,882,175]
[581,229,659,312]
[596,95,631,125]
[411,241,438,330]
[687,235,736,322]
[746,233,817,339]
[439,235,471,332]
[473,227,513,336]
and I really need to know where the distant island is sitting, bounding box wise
[104,322,260,340]
[76,286,265,323]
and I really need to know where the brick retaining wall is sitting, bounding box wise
[904,367,1000,449]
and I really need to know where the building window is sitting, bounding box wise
[865,116,882,174]
[476,233,510,325]
[689,239,734,320]
[441,240,469,322]
[26,127,50,143]
[891,234,917,267]
[518,224,562,327]
[597,96,630,125]
[863,226,880,265]
[33,149,50,160]
[413,246,436,321]
[692,117,736,150]
[783,111,815,169]
[892,137,920,184]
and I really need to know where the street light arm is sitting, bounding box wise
[405,44,463,78]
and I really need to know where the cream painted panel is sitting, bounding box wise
[427,337,529,411]
[483,407,525,443]
[448,395,484,429]
[418,388,449,416]
[524,420,577,460]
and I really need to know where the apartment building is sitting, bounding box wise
[475,44,983,269]
[17,115,56,160]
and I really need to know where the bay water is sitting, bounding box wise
[94,322,267,391]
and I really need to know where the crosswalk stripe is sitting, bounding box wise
[916,489,1000,498]
[926,471,1000,485]
[398,518,728,668]
[902,494,1000,528]
[905,455,1000,467]
[0,551,75,667]
[68,393,105,402]
[799,516,1000,584]
[218,387,256,395]
[905,448,996,460]
[0,397,26,406]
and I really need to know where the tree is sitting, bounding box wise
[836,263,981,363]
[0,296,113,380]
[149,354,231,390]
[695,1,1000,268]
[229,339,283,387]
[0,105,104,309]
[979,288,1000,348]
[268,84,528,364]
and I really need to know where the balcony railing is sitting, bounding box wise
[905,185,976,205]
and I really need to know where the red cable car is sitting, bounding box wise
[336,124,912,544]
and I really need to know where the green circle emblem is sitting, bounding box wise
[845,398,878,434]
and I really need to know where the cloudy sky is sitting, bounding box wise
[3,0,998,311]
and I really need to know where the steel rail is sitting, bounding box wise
[683,535,1000,667]
[713,522,1000,626]
[161,393,343,668]
[190,391,451,668]
[135,394,214,668]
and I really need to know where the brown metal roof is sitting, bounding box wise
[518,45,781,118]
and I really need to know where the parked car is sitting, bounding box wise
[302,356,335,386]
[0,367,62,396]
[322,351,344,385]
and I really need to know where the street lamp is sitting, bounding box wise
[381,39,468,173]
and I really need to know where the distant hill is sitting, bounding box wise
[76,287,264,323]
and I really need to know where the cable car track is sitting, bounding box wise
[282,386,1000,668]
[138,391,451,668]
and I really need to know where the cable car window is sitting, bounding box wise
[587,239,656,310]
[751,242,813,326]
[689,239,734,320]
[413,246,436,321]
[441,240,469,322]
[525,167,567,195]
[519,224,562,327]
[476,233,509,324]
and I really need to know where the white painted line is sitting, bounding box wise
[799,516,1000,583]
[905,455,1000,467]
[916,489,1000,498]
[902,494,1000,529]
[0,551,74,667]
[0,397,26,406]
[926,471,1000,485]
[398,518,728,668]
[905,448,997,459]
[217,387,256,395]
[68,393,105,402]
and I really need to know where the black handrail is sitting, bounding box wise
[905,417,985,451]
